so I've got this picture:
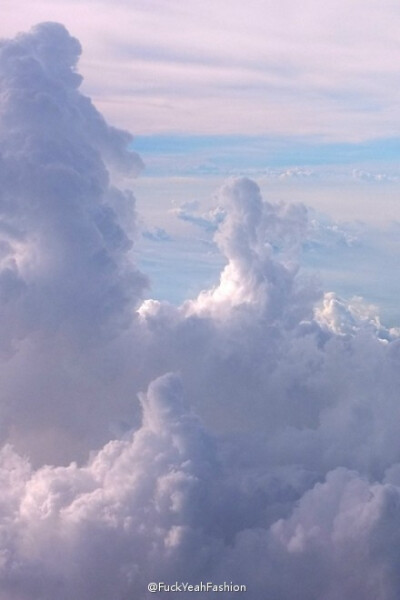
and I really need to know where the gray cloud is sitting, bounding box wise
[0,22,147,463]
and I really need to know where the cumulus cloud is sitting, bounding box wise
[0,374,222,599]
[3,22,400,600]
[4,367,400,598]
[315,292,400,341]
[134,182,400,596]
[0,22,147,463]
[352,169,399,183]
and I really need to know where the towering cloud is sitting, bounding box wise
[1,22,400,600]
[0,22,147,463]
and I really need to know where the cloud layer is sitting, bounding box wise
[1,23,400,600]
[2,1,400,139]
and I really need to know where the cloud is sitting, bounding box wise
[315,292,400,340]
[0,22,147,464]
[0,374,221,599]
[142,227,172,242]
[4,369,400,599]
[173,201,225,233]
[3,22,400,600]
[136,177,400,596]
[352,169,400,183]
[182,178,310,318]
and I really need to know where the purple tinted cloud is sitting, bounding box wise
[1,23,400,600]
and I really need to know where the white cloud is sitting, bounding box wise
[314,292,399,340]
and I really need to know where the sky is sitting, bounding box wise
[3,0,400,139]
[1,4,400,600]
[1,0,400,321]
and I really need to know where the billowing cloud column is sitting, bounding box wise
[0,23,147,463]
[189,177,309,320]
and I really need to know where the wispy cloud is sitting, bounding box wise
[2,0,400,139]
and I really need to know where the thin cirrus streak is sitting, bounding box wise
[1,0,400,139]
[1,22,400,600]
